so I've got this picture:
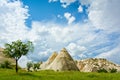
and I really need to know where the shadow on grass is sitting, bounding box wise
[18,72,41,78]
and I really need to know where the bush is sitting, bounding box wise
[110,68,117,73]
[0,60,12,69]
[33,63,40,71]
[27,62,33,72]
[97,68,108,73]
[27,62,42,72]
[33,62,42,71]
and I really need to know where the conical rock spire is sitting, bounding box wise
[47,48,79,71]
[40,52,58,69]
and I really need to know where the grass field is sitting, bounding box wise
[0,69,120,80]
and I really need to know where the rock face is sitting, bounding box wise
[40,52,58,69]
[77,58,120,72]
[40,48,120,72]
[41,48,79,71]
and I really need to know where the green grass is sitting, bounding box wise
[0,69,120,80]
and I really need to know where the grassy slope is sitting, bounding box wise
[0,69,120,80]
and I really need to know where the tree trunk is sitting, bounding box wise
[15,59,18,73]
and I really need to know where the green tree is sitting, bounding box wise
[27,62,33,72]
[3,40,34,73]
[33,63,40,71]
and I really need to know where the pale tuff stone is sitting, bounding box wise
[41,48,79,71]
[77,58,120,72]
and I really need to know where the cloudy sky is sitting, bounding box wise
[0,0,120,67]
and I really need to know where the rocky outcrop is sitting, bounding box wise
[40,52,58,69]
[41,48,79,71]
[40,48,120,72]
[76,58,120,72]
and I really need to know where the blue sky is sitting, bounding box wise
[22,0,88,27]
[0,0,120,67]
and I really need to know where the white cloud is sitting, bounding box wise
[30,21,118,60]
[57,14,63,19]
[49,0,58,3]
[81,0,120,33]
[79,0,120,33]
[61,0,76,8]
[78,0,120,63]
[78,5,83,13]
[49,0,76,8]
[0,0,29,46]
[66,43,86,58]
[64,12,75,24]
[96,42,120,64]
[64,12,71,19]
[80,0,92,6]
[67,43,86,52]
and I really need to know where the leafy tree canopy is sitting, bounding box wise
[3,40,34,60]
[3,40,34,73]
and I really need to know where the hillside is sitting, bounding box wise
[76,58,120,72]
[0,48,15,65]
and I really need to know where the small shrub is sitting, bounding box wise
[0,60,12,69]
[110,68,117,73]
[27,62,33,72]
[0,63,5,68]
[97,68,108,73]
[33,63,40,71]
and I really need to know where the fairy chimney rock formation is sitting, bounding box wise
[47,48,79,71]
[40,52,58,69]
[76,58,120,72]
